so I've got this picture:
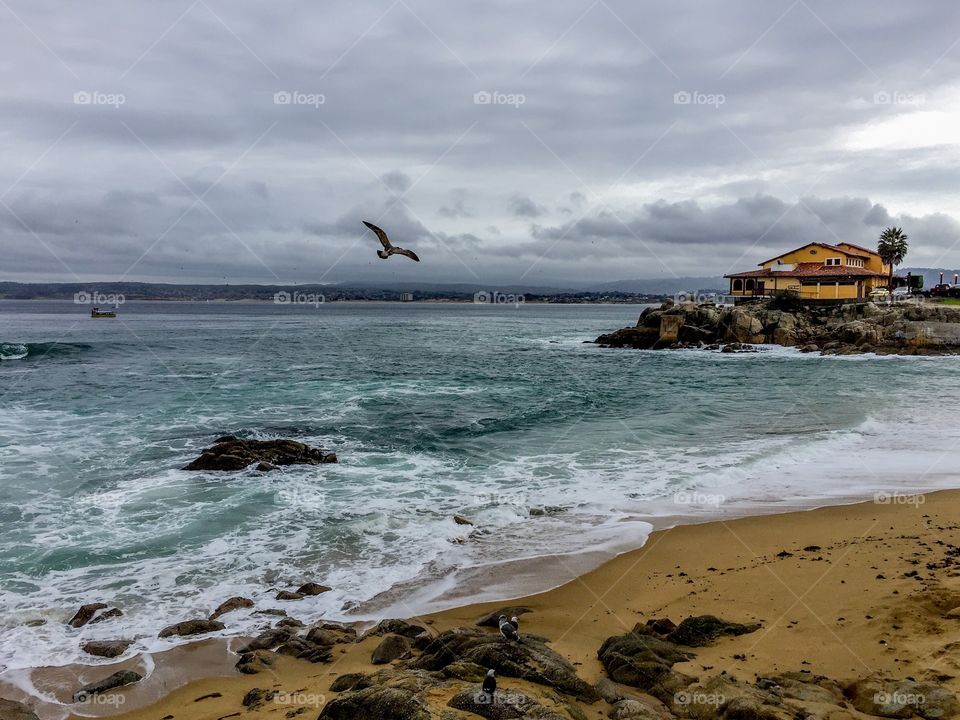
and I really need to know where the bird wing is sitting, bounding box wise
[363,221,392,250]
[394,247,420,262]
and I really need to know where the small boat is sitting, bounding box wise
[90,306,117,318]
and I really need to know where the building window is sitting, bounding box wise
[745,279,756,291]
[732,279,743,291]
[847,258,864,267]
[825,257,842,266]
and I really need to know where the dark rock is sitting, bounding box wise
[295,582,331,596]
[367,619,428,638]
[242,688,277,709]
[183,437,337,471]
[81,640,133,658]
[235,649,277,674]
[276,617,304,628]
[412,627,599,701]
[255,462,278,472]
[0,699,39,720]
[329,673,366,692]
[237,627,296,653]
[441,661,489,682]
[306,625,357,645]
[73,670,143,702]
[597,626,694,702]
[209,596,254,620]
[158,618,225,638]
[477,607,532,628]
[371,634,410,664]
[803,545,822,552]
[276,590,304,601]
[644,618,677,635]
[318,686,430,720]
[447,688,566,719]
[661,615,761,647]
[67,603,107,628]
[276,636,334,663]
[89,608,123,624]
[454,514,474,526]
[844,677,958,719]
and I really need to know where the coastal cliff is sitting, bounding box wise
[596,299,960,355]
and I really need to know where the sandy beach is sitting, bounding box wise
[7,487,960,719]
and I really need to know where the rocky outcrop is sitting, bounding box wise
[81,639,133,658]
[73,670,142,702]
[209,596,254,620]
[182,436,337,471]
[411,627,599,701]
[67,602,122,627]
[158,618,225,638]
[371,634,411,664]
[595,298,960,355]
[0,699,39,720]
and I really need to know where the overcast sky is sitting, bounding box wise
[3,0,960,286]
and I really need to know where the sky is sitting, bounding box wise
[2,0,960,286]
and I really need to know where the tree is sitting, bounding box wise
[877,227,909,291]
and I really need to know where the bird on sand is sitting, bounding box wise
[498,615,520,642]
[362,221,420,262]
[481,668,496,696]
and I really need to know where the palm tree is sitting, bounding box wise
[877,227,909,292]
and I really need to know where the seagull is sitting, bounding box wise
[481,668,496,696]
[362,221,420,262]
[510,616,520,633]
[498,615,520,642]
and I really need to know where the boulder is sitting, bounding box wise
[447,688,566,719]
[276,590,304,600]
[67,603,108,628]
[412,627,598,701]
[318,685,430,720]
[0,699,39,720]
[659,615,760,647]
[158,618,225,638]
[276,636,334,664]
[306,625,357,645]
[235,649,277,674]
[238,627,296,652]
[81,640,133,658]
[371,634,410,664]
[329,672,366,692]
[242,688,277,709]
[367,619,428,638]
[73,670,142,702]
[844,677,958,719]
[296,582,331,596]
[477,607,533,628]
[597,627,693,702]
[209,596,254,620]
[183,437,337,471]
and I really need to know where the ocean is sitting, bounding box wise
[1,299,958,672]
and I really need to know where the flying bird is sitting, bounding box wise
[498,615,520,642]
[481,668,496,696]
[363,221,420,262]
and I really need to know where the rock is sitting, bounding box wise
[296,582,331,596]
[276,590,304,600]
[158,618,225,638]
[318,685,430,720]
[255,462,278,472]
[597,626,693,702]
[441,661,489,682]
[209,596,254,620]
[367,619,428,638]
[81,640,133,658]
[412,627,599,701]
[610,696,673,720]
[242,688,277,709]
[330,672,366,692]
[477,607,532,628]
[183,437,337,471]
[67,603,108,628]
[276,617,304,628]
[844,677,958,719]
[660,615,761,647]
[89,608,123,624]
[0,699,39,720]
[235,649,277,674]
[306,625,357,645]
[453,514,474,526]
[447,688,566,719]
[238,627,296,652]
[771,672,843,705]
[371,634,410,664]
[276,636,334,663]
[73,670,143,702]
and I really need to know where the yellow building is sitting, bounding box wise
[725,242,890,300]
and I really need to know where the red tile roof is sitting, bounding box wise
[725,262,885,279]
[758,242,873,265]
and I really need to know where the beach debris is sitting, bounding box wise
[194,692,223,702]
[67,602,121,628]
[81,639,133,658]
[371,634,411,664]
[296,582,331,596]
[0,698,39,720]
[362,221,421,263]
[209,596,254,621]
[182,436,337,472]
[412,626,599,701]
[477,607,532,628]
[498,615,520,642]
[158,618,225,638]
[73,670,143,702]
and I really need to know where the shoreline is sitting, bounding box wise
[6,487,960,719]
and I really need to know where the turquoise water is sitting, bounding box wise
[1,299,958,669]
